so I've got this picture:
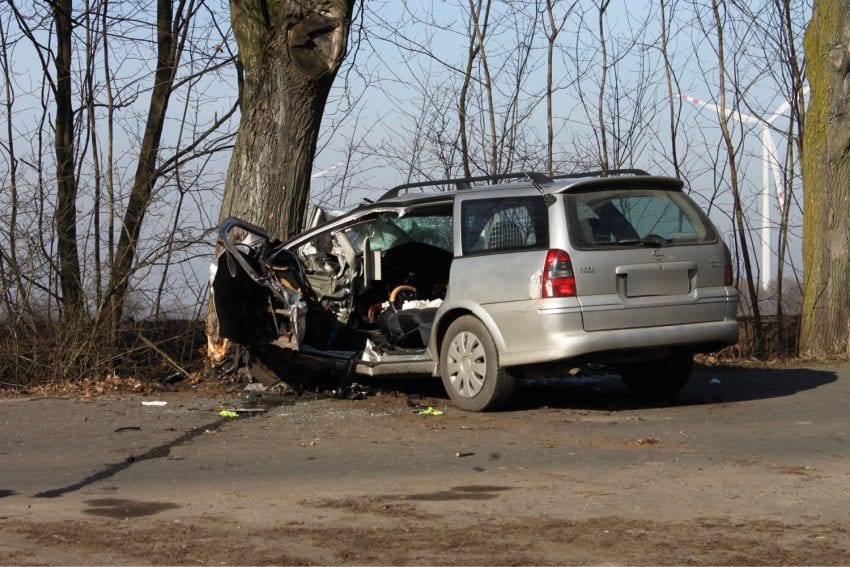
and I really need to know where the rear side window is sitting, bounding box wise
[565,189,716,248]
[461,197,549,255]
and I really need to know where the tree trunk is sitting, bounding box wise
[207,0,354,358]
[99,0,182,341]
[219,0,355,239]
[53,0,85,323]
[458,3,480,179]
[800,0,850,359]
[712,0,765,357]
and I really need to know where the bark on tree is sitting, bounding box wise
[98,0,184,341]
[801,0,850,359]
[54,0,85,323]
[207,0,354,359]
[218,0,355,239]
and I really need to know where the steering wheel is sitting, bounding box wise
[388,284,417,310]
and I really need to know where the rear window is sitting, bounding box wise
[564,189,716,248]
[461,197,549,255]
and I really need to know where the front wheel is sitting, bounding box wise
[440,316,515,412]
[617,350,693,398]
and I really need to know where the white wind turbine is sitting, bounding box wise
[675,92,797,291]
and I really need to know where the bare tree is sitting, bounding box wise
[659,0,683,179]
[737,0,807,355]
[458,0,490,177]
[99,0,193,341]
[545,0,577,175]
[1,0,238,383]
[53,0,85,323]
[596,0,611,172]
[710,0,765,356]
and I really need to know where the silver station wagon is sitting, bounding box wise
[211,170,738,411]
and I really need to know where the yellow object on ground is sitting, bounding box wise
[418,407,444,416]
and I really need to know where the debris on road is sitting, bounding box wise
[141,401,167,407]
[630,437,661,446]
[417,407,444,416]
[218,410,239,418]
[333,383,372,400]
[232,407,267,415]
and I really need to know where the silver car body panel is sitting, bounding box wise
[213,172,738,384]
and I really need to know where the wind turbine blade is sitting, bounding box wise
[675,92,761,125]
[310,162,345,179]
[767,86,810,125]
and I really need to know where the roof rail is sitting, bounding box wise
[550,168,650,181]
[379,171,554,201]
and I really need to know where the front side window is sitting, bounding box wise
[565,189,716,248]
[461,197,549,255]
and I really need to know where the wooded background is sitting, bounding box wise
[2,0,844,386]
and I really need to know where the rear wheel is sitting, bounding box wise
[617,350,693,397]
[440,316,515,412]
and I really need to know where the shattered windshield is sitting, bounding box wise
[344,212,453,253]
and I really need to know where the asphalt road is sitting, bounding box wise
[2,362,849,564]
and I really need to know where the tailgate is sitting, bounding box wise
[572,244,730,332]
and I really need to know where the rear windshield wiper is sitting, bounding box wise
[593,236,667,247]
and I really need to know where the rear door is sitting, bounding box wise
[449,193,551,350]
[563,184,732,331]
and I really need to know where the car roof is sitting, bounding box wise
[297,170,684,243]
[373,170,683,205]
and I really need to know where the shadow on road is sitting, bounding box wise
[359,365,839,412]
[513,366,839,411]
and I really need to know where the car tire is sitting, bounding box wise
[440,315,515,412]
[617,350,693,398]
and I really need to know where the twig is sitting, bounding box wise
[137,334,193,381]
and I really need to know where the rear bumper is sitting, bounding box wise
[499,318,739,367]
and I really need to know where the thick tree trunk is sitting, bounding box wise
[801,0,850,359]
[219,0,355,239]
[207,0,354,357]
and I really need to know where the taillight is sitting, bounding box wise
[542,249,577,297]
[722,242,734,286]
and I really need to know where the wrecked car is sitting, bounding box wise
[210,170,738,411]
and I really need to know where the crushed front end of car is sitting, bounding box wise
[209,217,361,389]
[211,217,308,351]
[208,217,311,383]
